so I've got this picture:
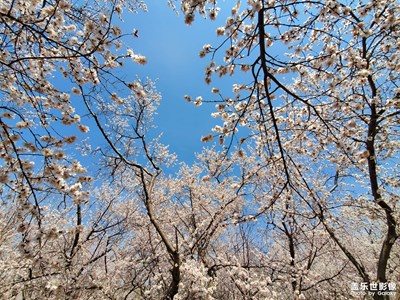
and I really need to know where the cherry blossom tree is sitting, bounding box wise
[0,0,156,298]
[1,0,399,299]
[177,0,400,299]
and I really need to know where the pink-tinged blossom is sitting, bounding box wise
[77,124,90,133]
[194,96,203,106]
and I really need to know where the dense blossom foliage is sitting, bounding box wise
[0,0,399,299]
[178,0,400,299]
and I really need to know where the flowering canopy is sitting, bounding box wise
[0,0,399,300]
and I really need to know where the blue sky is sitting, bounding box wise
[122,1,235,163]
